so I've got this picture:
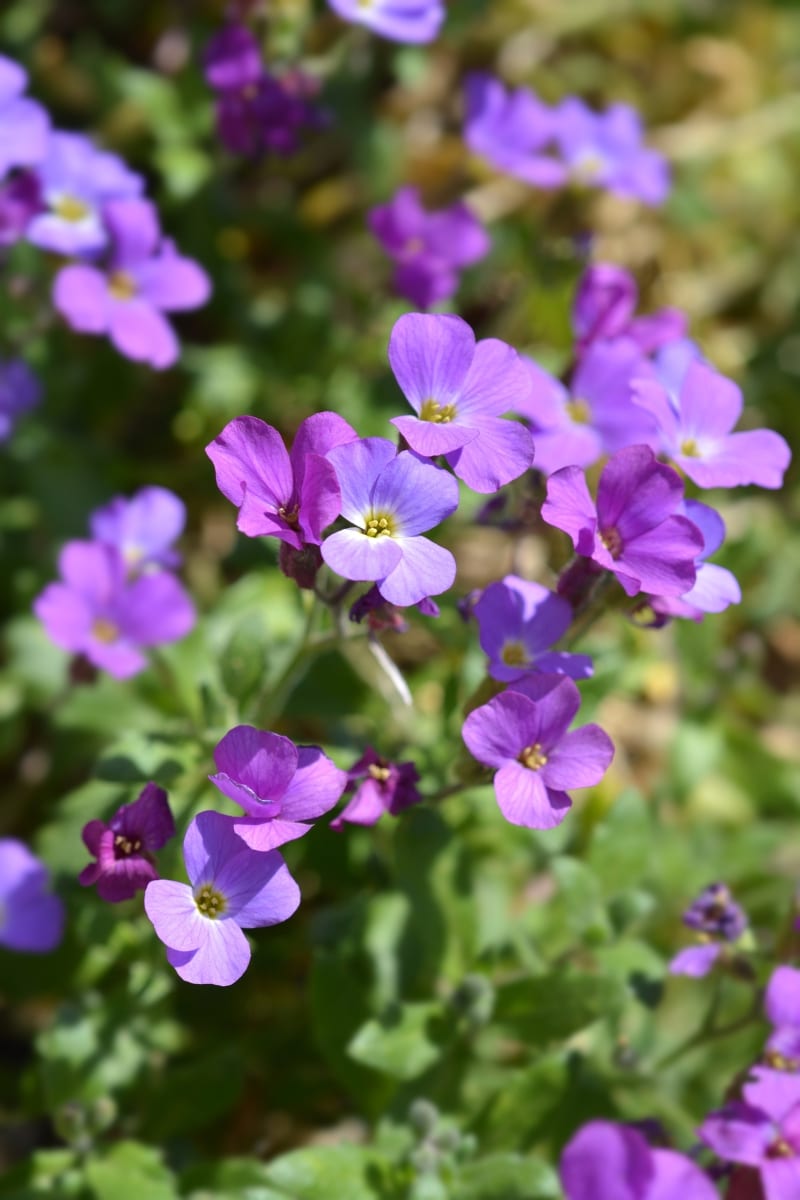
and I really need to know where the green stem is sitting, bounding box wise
[653,987,761,1070]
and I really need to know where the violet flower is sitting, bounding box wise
[369,186,490,310]
[764,967,800,1071]
[53,198,210,370]
[461,674,614,829]
[79,782,175,903]
[572,263,687,357]
[0,358,40,443]
[144,810,301,987]
[541,444,703,598]
[90,486,187,574]
[0,170,42,246]
[464,74,566,188]
[560,1119,718,1200]
[203,24,262,92]
[650,500,741,623]
[326,0,445,43]
[0,55,49,178]
[556,98,670,207]
[388,313,534,494]
[331,747,422,830]
[473,575,592,682]
[633,362,791,490]
[669,882,747,978]
[33,540,196,679]
[206,411,358,548]
[0,838,64,954]
[210,725,347,852]
[321,438,459,607]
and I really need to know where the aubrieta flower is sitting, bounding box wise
[572,263,687,357]
[331,747,422,830]
[322,438,459,606]
[669,882,747,978]
[0,55,49,178]
[560,1119,718,1200]
[144,810,301,986]
[461,674,614,829]
[79,782,175,902]
[764,966,800,1071]
[473,575,592,682]
[0,358,40,443]
[326,0,445,43]
[54,198,210,370]
[368,187,490,311]
[464,74,566,189]
[0,838,64,953]
[90,486,187,574]
[556,98,670,207]
[650,500,741,623]
[388,313,534,494]
[541,444,703,598]
[633,361,791,490]
[207,411,358,547]
[210,725,346,851]
[33,540,196,679]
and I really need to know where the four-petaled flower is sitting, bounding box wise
[556,98,670,206]
[79,782,176,903]
[473,574,592,682]
[331,747,422,830]
[89,486,187,574]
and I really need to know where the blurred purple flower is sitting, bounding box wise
[464,74,566,188]
[557,98,670,206]
[79,782,175,903]
[650,500,741,623]
[669,881,747,978]
[90,485,187,573]
[561,1119,718,1200]
[0,358,40,442]
[764,967,800,1071]
[327,0,444,43]
[145,810,300,987]
[331,747,422,830]
[572,263,686,356]
[203,24,262,91]
[0,170,42,246]
[0,838,64,954]
[473,575,592,682]
[0,55,50,178]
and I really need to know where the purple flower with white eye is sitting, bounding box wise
[209,725,347,852]
[0,838,64,954]
[369,187,490,310]
[650,500,741,622]
[560,1119,718,1200]
[464,74,566,188]
[326,0,444,43]
[90,486,186,574]
[53,198,210,370]
[633,362,791,490]
[764,967,800,1071]
[0,170,42,246]
[322,439,459,607]
[33,540,196,679]
[572,263,687,357]
[473,575,592,682]
[541,444,703,598]
[669,881,747,978]
[79,782,175,903]
[144,810,300,987]
[26,132,143,256]
[557,98,670,206]
[0,358,40,443]
[0,56,49,178]
[388,313,534,494]
[331,747,422,830]
[206,411,358,548]
[462,674,614,829]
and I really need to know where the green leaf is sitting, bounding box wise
[348,1002,446,1080]
[453,1155,561,1200]
[494,971,625,1045]
[262,1145,389,1200]
[84,1142,177,1200]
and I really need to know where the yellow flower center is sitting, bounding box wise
[501,640,529,667]
[599,525,623,560]
[519,743,548,771]
[368,763,391,783]
[108,271,137,301]
[565,398,592,425]
[419,398,457,424]
[365,511,395,538]
[278,503,300,528]
[114,834,142,857]
[574,152,605,183]
[91,618,119,643]
[680,437,700,457]
[53,194,91,222]
[195,883,227,920]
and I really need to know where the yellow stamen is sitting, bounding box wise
[501,640,529,667]
[519,743,548,771]
[565,398,591,425]
[368,763,391,783]
[419,398,457,424]
[195,883,226,919]
[599,526,623,560]
[680,437,700,457]
[365,512,395,538]
[92,618,119,644]
[53,194,90,222]
[108,271,137,301]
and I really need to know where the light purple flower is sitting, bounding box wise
[633,362,791,490]
[144,810,300,987]
[53,198,210,370]
[0,358,40,442]
[79,782,175,903]
[33,540,196,679]
[473,575,592,682]
[541,444,703,598]
[388,313,534,493]
[0,838,64,953]
[209,725,347,852]
[206,411,358,548]
[331,747,422,830]
[464,74,567,188]
[572,263,686,356]
[322,438,459,606]
[557,98,670,206]
[0,56,49,178]
[650,500,741,622]
[461,674,614,829]
[0,169,42,246]
[90,486,186,573]
[764,967,800,1071]
[669,881,747,978]
[326,0,444,43]
[369,186,490,310]
[561,1119,718,1200]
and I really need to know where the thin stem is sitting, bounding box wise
[653,987,761,1071]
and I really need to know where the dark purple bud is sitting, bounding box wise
[79,782,175,902]
[0,170,42,246]
[683,882,747,942]
[556,556,604,608]
[279,541,323,590]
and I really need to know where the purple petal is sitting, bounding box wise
[279,746,347,821]
[95,857,158,903]
[230,818,312,851]
[53,265,110,333]
[297,453,344,544]
[560,1120,652,1200]
[104,198,159,267]
[762,1159,800,1200]
[290,411,359,467]
[326,437,397,525]
[90,486,186,569]
[683,499,725,558]
[0,96,49,175]
[368,186,424,254]
[211,726,298,812]
[542,724,614,789]
[114,572,195,645]
[765,967,800,1032]
[541,466,597,552]
[206,416,294,538]
[679,562,741,614]
[388,312,474,414]
[370,452,459,536]
[136,247,211,312]
[462,691,539,767]
[424,201,490,268]
[378,534,455,606]
[33,582,92,653]
[743,1068,800,1125]
[215,848,301,928]
[648,1149,718,1200]
[698,1101,773,1166]
[679,362,743,439]
[456,338,533,418]
[390,413,478,456]
[669,944,721,977]
[513,356,570,426]
[533,652,594,680]
[618,516,701,597]
[144,879,206,951]
[0,56,26,102]
[494,762,572,829]
[115,782,175,851]
[327,0,444,43]
[321,525,403,583]
[525,675,582,749]
[444,414,534,493]
[597,445,684,540]
[108,300,179,369]
[166,918,251,986]
[331,780,388,829]
[679,429,791,491]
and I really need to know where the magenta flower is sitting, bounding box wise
[79,782,175,903]
[331,747,422,830]
[633,362,791,489]
[203,24,262,92]
[560,1120,718,1200]
[764,967,800,1070]
[369,186,489,310]
[388,313,534,493]
[464,74,566,188]
[210,725,346,852]
[473,575,592,682]
[572,263,686,357]
[322,438,459,606]
[650,500,741,623]
[0,839,64,953]
[461,674,614,829]
[326,0,444,43]
[0,56,49,178]
[0,358,40,443]
[90,486,186,573]
[556,99,670,206]
[33,541,196,679]
[53,198,210,370]
[541,445,703,598]
[206,411,358,548]
[669,881,747,978]
[144,810,300,987]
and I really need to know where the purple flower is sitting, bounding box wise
[144,810,300,986]
[369,186,490,310]
[572,263,686,356]
[203,24,262,92]
[0,358,40,442]
[0,169,42,246]
[464,74,567,188]
[764,967,800,1071]
[349,583,439,633]
[209,725,346,852]
[461,674,614,829]
[0,56,49,178]
[556,98,670,206]
[326,0,444,43]
[90,486,186,573]
[331,747,422,830]
[33,541,196,679]
[388,313,534,493]
[206,411,358,548]
[53,198,210,370]
[0,838,64,953]
[473,575,592,682]
[669,882,747,978]
[560,1119,718,1200]
[26,132,143,256]
[79,782,175,903]
[322,438,459,607]
[650,500,741,623]
[633,362,791,490]
[541,444,703,598]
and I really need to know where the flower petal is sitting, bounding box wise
[542,723,614,789]
[444,415,534,493]
[378,534,455,606]
[494,762,572,828]
[321,525,403,582]
[388,312,474,414]
[166,918,251,986]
